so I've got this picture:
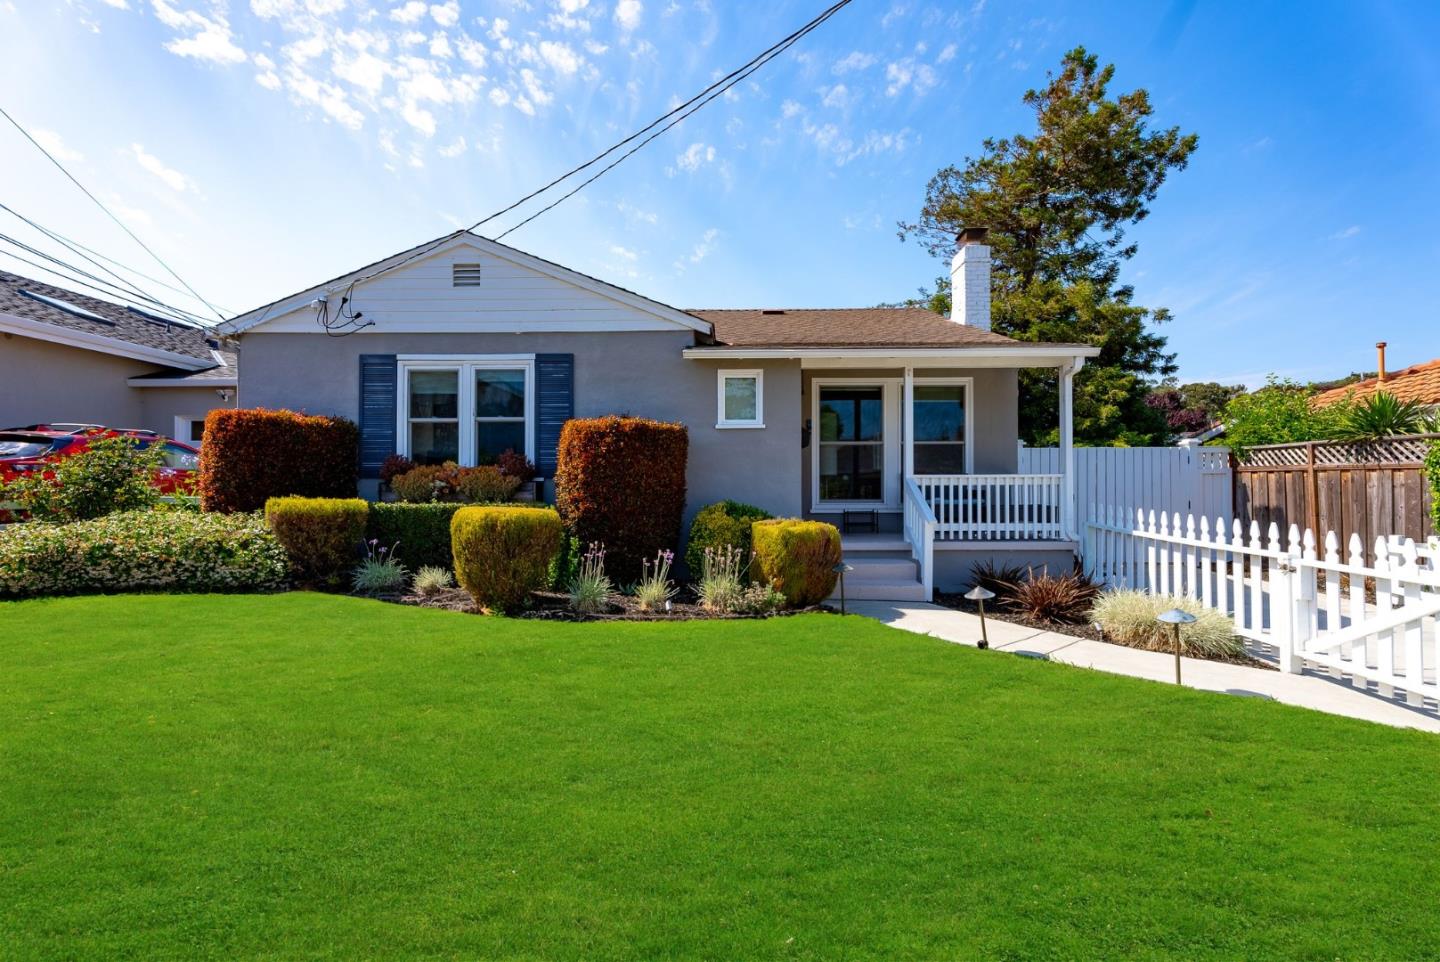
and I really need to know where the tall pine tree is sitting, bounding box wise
[898,47,1197,445]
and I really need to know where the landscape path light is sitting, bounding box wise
[964,585,996,649]
[833,562,854,614]
[1156,608,1198,685]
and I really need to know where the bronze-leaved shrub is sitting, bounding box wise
[200,408,359,513]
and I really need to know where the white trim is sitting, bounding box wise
[0,313,212,370]
[910,376,975,476]
[173,415,207,445]
[685,345,1099,367]
[715,368,764,429]
[395,354,536,466]
[127,376,237,388]
[811,378,901,511]
[222,233,711,336]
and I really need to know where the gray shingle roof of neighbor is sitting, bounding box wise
[0,269,219,363]
[126,348,237,383]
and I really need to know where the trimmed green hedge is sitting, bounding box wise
[750,519,842,608]
[368,502,464,571]
[452,505,563,612]
[684,500,772,577]
[1426,440,1440,534]
[264,497,369,585]
[0,511,287,598]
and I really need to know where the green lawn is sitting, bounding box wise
[2,595,1438,960]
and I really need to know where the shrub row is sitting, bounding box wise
[0,510,287,598]
[367,502,464,570]
[200,409,359,514]
[555,416,688,584]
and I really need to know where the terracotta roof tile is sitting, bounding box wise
[1312,358,1440,408]
[685,307,1029,348]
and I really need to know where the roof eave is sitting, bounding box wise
[681,344,1100,365]
[0,313,212,370]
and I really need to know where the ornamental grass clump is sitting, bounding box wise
[971,560,1027,601]
[451,505,562,613]
[1003,567,1101,625]
[633,549,677,612]
[351,540,408,596]
[412,565,455,596]
[698,545,747,614]
[1091,590,1244,659]
[568,542,613,615]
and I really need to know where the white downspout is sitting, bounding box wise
[1058,357,1084,541]
[902,365,914,479]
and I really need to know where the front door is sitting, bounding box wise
[812,380,901,510]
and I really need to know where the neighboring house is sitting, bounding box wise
[0,271,236,442]
[219,227,1098,597]
[1311,354,1440,412]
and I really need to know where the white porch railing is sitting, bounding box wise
[902,477,936,600]
[912,473,1065,541]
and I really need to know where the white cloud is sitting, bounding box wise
[389,1,426,23]
[558,0,589,11]
[401,101,436,135]
[609,244,638,261]
[429,1,458,27]
[151,0,247,65]
[614,0,641,31]
[282,63,365,128]
[673,141,715,173]
[885,58,937,96]
[334,51,390,92]
[616,200,657,225]
[583,38,607,55]
[538,40,580,75]
[456,35,487,68]
[1329,225,1361,240]
[832,50,875,74]
[488,86,511,107]
[780,99,803,119]
[438,135,467,157]
[820,83,848,108]
[937,42,957,63]
[131,143,195,192]
[687,227,718,264]
[880,2,908,27]
[428,32,452,58]
[99,0,130,8]
[32,129,83,163]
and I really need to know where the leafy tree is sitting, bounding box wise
[1177,382,1244,419]
[2,436,165,522]
[897,47,1197,445]
[1220,377,1350,455]
[1145,389,1211,434]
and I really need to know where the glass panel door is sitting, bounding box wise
[818,385,884,501]
[912,383,967,474]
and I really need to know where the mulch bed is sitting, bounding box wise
[934,592,1275,670]
[392,585,831,621]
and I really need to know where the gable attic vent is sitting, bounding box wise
[452,263,483,287]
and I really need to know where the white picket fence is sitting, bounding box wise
[1020,444,1232,537]
[1087,507,1440,706]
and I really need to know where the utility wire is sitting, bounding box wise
[0,233,211,326]
[0,104,227,324]
[344,0,854,288]
[0,201,230,316]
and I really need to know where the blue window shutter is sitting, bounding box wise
[358,354,398,479]
[535,353,574,475]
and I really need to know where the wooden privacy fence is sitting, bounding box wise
[1087,506,1440,707]
[1019,443,1232,537]
[1234,434,1438,551]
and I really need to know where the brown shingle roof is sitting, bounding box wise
[685,307,1028,348]
[1312,358,1440,408]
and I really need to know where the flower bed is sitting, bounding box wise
[394,584,829,621]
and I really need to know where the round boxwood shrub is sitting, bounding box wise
[749,519,842,608]
[554,416,688,584]
[264,496,369,585]
[684,500,772,577]
[451,505,563,612]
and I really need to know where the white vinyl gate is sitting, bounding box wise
[1087,507,1440,706]
[1019,444,1232,537]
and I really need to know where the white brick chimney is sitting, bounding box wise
[950,226,991,330]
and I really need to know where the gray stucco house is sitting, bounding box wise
[220,228,1097,599]
[0,270,236,443]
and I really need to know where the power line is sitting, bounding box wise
[0,233,211,326]
[342,0,855,290]
[0,201,232,315]
[0,104,227,324]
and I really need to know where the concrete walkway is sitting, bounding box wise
[850,601,1440,733]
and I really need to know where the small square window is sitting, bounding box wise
[717,370,764,428]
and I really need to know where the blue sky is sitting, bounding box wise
[2,0,1437,386]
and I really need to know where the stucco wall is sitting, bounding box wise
[799,367,1019,516]
[237,331,804,523]
[1,333,151,429]
[138,387,235,439]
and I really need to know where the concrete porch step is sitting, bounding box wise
[845,555,918,580]
[832,576,929,602]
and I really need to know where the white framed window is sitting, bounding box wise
[910,377,974,475]
[716,369,764,429]
[173,416,207,446]
[397,355,535,466]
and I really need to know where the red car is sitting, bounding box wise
[0,425,200,493]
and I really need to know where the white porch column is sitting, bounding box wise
[1058,359,1083,540]
[902,365,915,478]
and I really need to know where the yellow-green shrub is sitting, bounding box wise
[749,519,841,608]
[451,505,562,612]
[264,496,369,584]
